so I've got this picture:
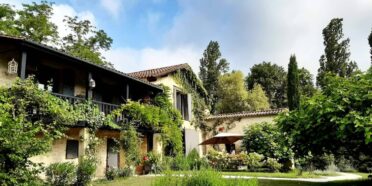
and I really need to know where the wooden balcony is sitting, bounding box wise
[51,92,120,116]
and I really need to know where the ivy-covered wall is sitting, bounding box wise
[149,70,208,155]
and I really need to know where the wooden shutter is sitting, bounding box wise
[187,94,192,121]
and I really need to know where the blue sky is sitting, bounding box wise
[3,0,372,77]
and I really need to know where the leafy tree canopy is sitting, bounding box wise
[278,69,372,160]
[0,1,113,67]
[216,71,250,113]
[317,18,358,88]
[298,67,316,97]
[199,41,229,114]
[216,71,269,113]
[0,1,58,44]
[246,61,287,108]
[62,16,113,67]
[246,84,270,111]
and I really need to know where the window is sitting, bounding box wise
[66,140,79,159]
[176,90,189,121]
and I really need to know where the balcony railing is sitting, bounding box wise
[51,92,120,117]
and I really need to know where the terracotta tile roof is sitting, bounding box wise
[0,34,162,91]
[128,63,191,79]
[205,108,286,120]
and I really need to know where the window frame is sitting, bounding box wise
[66,139,79,159]
[174,87,190,121]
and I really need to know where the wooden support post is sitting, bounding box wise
[87,72,93,99]
[20,51,27,79]
[126,83,130,100]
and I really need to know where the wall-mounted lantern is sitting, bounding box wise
[89,78,96,88]
[7,58,18,74]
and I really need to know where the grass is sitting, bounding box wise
[221,170,338,178]
[93,176,371,186]
[93,175,371,186]
[353,172,371,179]
[93,176,156,186]
[259,179,371,186]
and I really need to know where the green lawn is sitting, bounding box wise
[93,176,156,186]
[353,172,371,179]
[93,176,372,186]
[91,171,371,186]
[221,170,339,178]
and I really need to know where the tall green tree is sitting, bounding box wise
[216,71,249,113]
[0,1,58,44]
[316,18,358,88]
[298,68,316,97]
[62,16,113,67]
[216,71,269,113]
[246,62,287,108]
[199,41,229,114]
[287,55,300,110]
[369,30,372,64]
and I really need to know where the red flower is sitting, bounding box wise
[143,156,149,161]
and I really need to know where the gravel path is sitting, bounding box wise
[223,172,363,182]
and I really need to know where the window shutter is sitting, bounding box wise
[187,94,192,121]
[173,86,177,108]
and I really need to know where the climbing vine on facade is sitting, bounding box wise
[172,70,210,131]
[109,86,184,156]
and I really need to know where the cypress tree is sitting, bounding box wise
[287,55,300,110]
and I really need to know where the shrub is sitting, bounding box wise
[242,122,292,160]
[336,156,355,172]
[105,167,118,180]
[246,152,264,171]
[46,162,76,186]
[143,152,162,174]
[205,150,229,170]
[171,155,190,171]
[76,157,96,186]
[117,166,133,177]
[187,149,201,170]
[264,158,282,172]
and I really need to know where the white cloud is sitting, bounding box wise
[103,0,372,78]
[51,4,97,38]
[104,46,200,73]
[100,0,123,18]
[161,0,372,77]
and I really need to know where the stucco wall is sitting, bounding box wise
[95,130,121,178]
[0,44,20,87]
[204,115,276,153]
[153,75,203,155]
[30,128,83,179]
